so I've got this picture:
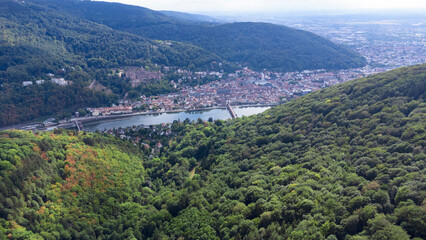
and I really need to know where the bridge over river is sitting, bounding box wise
[75,120,84,131]
[226,101,237,119]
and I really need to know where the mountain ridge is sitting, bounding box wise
[31,0,367,72]
[160,11,222,24]
[0,0,223,83]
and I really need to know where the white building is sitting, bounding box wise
[88,106,133,116]
[51,78,68,86]
[23,81,33,86]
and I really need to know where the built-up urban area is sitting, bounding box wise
[280,16,426,69]
[107,65,385,116]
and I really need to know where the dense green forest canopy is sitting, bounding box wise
[1,64,425,239]
[31,0,367,72]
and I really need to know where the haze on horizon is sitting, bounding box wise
[96,0,426,14]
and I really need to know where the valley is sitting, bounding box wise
[0,64,424,239]
[0,1,424,239]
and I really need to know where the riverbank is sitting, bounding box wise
[75,103,277,124]
[84,106,272,132]
[0,104,276,132]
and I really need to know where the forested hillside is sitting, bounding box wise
[32,0,367,72]
[1,64,425,239]
[0,0,223,127]
[0,0,221,84]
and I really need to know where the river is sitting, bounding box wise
[84,106,270,132]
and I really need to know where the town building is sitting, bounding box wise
[88,106,133,116]
[23,81,33,86]
[51,78,69,86]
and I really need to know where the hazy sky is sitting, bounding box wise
[99,0,426,13]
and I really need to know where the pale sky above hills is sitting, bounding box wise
[98,0,426,13]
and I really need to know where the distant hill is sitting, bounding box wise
[1,64,424,239]
[32,0,367,72]
[160,11,222,24]
[0,0,222,84]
